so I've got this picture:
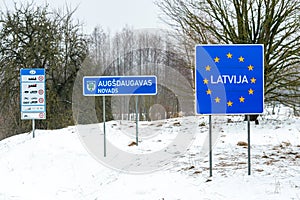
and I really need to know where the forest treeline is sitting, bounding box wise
[0,2,192,139]
[0,1,299,140]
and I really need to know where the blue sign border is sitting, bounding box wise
[195,44,264,115]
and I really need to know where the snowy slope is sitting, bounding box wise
[0,105,299,200]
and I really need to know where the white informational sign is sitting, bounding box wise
[20,68,46,120]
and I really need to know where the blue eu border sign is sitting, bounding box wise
[20,68,46,120]
[83,76,157,96]
[195,44,264,114]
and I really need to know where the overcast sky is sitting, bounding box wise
[0,0,167,34]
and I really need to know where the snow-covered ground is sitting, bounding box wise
[0,105,299,200]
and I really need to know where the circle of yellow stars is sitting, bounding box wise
[203,52,258,107]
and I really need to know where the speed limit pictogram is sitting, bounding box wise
[38,89,44,95]
[38,76,44,81]
[38,98,44,103]
[39,112,44,118]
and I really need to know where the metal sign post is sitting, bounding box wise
[32,119,35,138]
[195,44,264,176]
[247,115,251,175]
[135,96,139,146]
[209,115,212,177]
[103,96,106,157]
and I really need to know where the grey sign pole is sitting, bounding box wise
[135,96,139,146]
[103,96,106,157]
[247,115,251,175]
[209,115,212,177]
[32,119,35,138]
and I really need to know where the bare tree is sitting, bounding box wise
[88,26,193,121]
[156,0,300,114]
[90,26,111,71]
[0,2,87,139]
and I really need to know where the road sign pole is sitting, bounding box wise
[103,96,106,157]
[209,115,212,177]
[135,96,139,146]
[32,119,35,138]
[247,115,251,175]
